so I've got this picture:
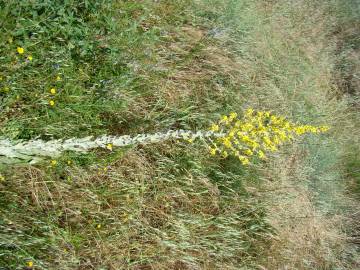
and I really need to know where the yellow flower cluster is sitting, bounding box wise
[209,108,330,165]
[48,75,62,107]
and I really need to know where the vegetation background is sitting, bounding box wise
[0,0,359,269]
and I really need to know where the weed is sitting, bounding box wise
[1,0,359,269]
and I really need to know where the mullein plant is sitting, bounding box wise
[0,108,329,164]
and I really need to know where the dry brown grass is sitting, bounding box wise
[154,25,244,107]
[257,152,350,269]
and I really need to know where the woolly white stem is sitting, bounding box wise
[0,130,225,164]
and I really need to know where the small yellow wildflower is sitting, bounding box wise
[241,158,250,165]
[222,151,228,158]
[67,160,72,165]
[96,224,102,229]
[17,47,24,54]
[244,149,253,156]
[210,124,219,132]
[220,115,229,125]
[27,55,33,61]
[0,174,5,182]
[245,108,254,117]
[56,75,61,81]
[258,150,266,159]
[49,100,55,106]
[229,112,237,119]
[50,88,56,95]
[263,136,272,146]
[106,143,113,151]
[320,126,330,132]
[240,135,251,143]
[50,160,57,166]
[223,138,232,148]
[187,138,194,143]
[239,155,250,165]
[273,136,280,145]
[26,261,33,268]
[209,147,217,156]
[229,130,235,137]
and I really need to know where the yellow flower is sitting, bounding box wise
[0,174,5,182]
[220,115,229,124]
[228,130,235,137]
[17,47,24,54]
[320,126,330,132]
[240,135,251,143]
[273,136,280,145]
[223,138,232,148]
[50,160,57,166]
[27,55,33,61]
[106,143,113,151]
[49,100,55,106]
[26,261,33,268]
[239,155,250,165]
[50,88,56,95]
[241,123,253,132]
[96,224,102,229]
[210,124,219,132]
[258,150,266,159]
[229,112,237,119]
[245,108,254,117]
[263,136,272,146]
[208,108,328,165]
[67,160,72,165]
[250,141,259,150]
[241,158,250,165]
[56,75,61,81]
[209,147,217,156]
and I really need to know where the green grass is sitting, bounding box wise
[0,1,271,269]
[1,0,360,269]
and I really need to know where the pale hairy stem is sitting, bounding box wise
[0,130,225,164]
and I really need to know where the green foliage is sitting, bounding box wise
[0,0,196,141]
[0,0,272,269]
